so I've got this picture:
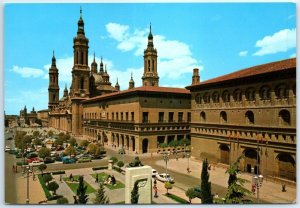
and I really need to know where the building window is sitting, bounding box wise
[212,92,219,103]
[233,89,242,102]
[159,112,164,123]
[126,112,129,121]
[178,112,183,122]
[279,110,290,126]
[246,87,255,101]
[168,112,174,122]
[220,111,227,123]
[203,92,210,103]
[112,113,114,120]
[222,90,230,102]
[195,93,202,104]
[245,111,254,124]
[143,112,149,123]
[116,112,119,120]
[121,112,123,121]
[276,84,288,99]
[187,112,191,122]
[131,112,134,121]
[200,111,206,123]
[259,85,271,100]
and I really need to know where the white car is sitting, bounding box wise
[29,161,44,166]
[152,169,158,177]
[5,146,11,152]
[156,173,174,183]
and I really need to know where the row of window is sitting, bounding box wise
[142,112,191,123]
[195,83,296,104]
[199,109,291,126]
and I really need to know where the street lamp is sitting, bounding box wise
[251,168,264,203]
[24,165,32,204]
[162,152,170,174]
[186,152,191,173]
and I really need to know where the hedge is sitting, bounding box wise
[164,193,189,204]
[52,170,65,175]
[113,166,122,173]
[92,166,108,171]
[38,174,52,200]
[16,161,28,166]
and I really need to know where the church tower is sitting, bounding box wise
[48,51,60,109]
[128,72,135,89]
[71,7,90,98]
[142,24,159,87]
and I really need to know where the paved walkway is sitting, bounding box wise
[155,157,296,203]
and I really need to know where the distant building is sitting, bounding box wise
[37,109,49,127]
[19,106,38,127]
[186,58,296,181]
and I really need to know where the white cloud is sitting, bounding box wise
[105,22,203,80]
[239,50,248,57]
[10,65,44,78]
[290,53,296,58]
[253,28,296,56]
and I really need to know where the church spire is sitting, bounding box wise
[100,56,104,73]
[129,72,135,89]
[115,78,120,91]
[51,50,56,67]
[77,6,85,35]
[91,52,97,74]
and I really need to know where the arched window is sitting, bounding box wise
[279,110,290,126]
[148,60,151,72]
[152,60,154,71]
[203,92,210,103]
[259,85,271,100]
[246,87,256,101]
[76,51,79,64]
[233,89,242,101]
[80,78,84,89]
[275,84,288,98]
[222,90,230,102]
[212,92,219,103]
[220,111,227,123]
[200,111,206,123]
[195,93,202,104]
[245,111,254,124]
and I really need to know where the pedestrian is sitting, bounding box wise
[95,174,99,183]
[176,154,178,161]
[187,167,191,173]
[12,165,15,173]
[69,173,73,181]
[153,185,158,198]
[60,174,62,182]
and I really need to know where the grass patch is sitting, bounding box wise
[91,173,125,190]
[38,174,52,199]
[164,193,189,204]
[63,175,96,194]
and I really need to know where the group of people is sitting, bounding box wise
[103,175,116,185]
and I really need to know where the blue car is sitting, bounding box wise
[62,156,76,164]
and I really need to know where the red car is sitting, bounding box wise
[27,157,41,163]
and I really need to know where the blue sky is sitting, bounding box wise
[4,3,296,114]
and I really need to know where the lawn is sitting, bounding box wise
[91,172,125,190]
[63,175,96,194]
[163,193,189,204]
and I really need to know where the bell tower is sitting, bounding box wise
[48,51,60,109]
[142,24,159,87]
[71,7,90,98]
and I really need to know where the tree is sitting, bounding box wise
[57,197,69,204]
[164,182,173,194]
[38,147,50,159]
[117,161,124,168]
[109,157,118,164]
[80,140,90,147]
[43,173,53,185]
[179,138,190,146]
[93,183,110,204]
[224,156,253,204]
[47,181,59,195]
[186,188,200,204]
[87,143,97,155]
[95,146,106,157]
[200,159,213,204]
[77,176,88,204]
[33,138,42,146]
[65,145,76,156]
[47,130,54,138]
[168,140,178,147]
[131,181,139,204]
[55,137,65,146]
[38,164,47,175]
[32,130,40,138]
[69,138,77,147]
[23,135,33,145]
[159,143,168,148]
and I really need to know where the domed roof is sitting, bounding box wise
[93,74,103,85]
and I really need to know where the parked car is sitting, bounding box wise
[50,151,57,157]
[56,145,64,151]
[27,147,35,152]
[62,156,76,164]
[78,157,92,163]
[156,173,174,183]
[152,169,158,177]
[27,157,41,163]
[29,160,44,166]
[44,157,55,164]
[5,146,11,152]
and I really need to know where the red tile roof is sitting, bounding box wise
[83,86,190,103]
[186,58,296,89]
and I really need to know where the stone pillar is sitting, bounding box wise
[108,160,113,170]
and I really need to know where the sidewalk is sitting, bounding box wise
[155,157,296,203]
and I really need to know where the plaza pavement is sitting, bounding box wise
[155,157,296,203]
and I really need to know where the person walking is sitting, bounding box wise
[153,185,158,198]
[95,173,99,183]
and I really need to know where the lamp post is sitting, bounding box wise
[186,152,190,173]
[252,170,264,203]
[24,165,32,204]
[163,152,170,174]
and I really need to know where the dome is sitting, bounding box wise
[93,74,103,85]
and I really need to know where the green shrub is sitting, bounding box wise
[110,157,118,164]
[113,166,122,172]
[52,170,66,175]
[92,166,108,171]
[57,197,69,204]
[117,161,124,168]
[38,174,52,199]
[16,161,28,166]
